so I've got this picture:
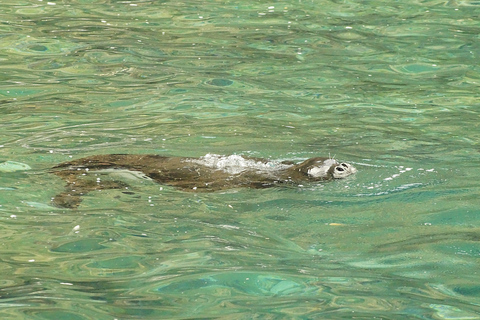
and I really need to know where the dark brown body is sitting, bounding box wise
[50,154,346,208]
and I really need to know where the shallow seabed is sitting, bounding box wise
[1,0,480,319]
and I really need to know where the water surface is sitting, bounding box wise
[1,0,480,319]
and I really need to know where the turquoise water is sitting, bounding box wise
[1,0,480,319]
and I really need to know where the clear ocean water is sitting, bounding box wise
[1,1,479,319]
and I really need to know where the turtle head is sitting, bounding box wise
[330,162,357,179]
[302,158,357,179]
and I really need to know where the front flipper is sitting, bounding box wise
[51,178,130,208]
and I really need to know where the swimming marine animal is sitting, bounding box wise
[50,154,357,208]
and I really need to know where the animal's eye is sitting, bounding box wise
[336,167,345,172]
[340,163,349,168]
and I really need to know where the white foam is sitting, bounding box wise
[186,154,291,175]
[307,159,337,178]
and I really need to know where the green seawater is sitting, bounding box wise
[1,0,480,319]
